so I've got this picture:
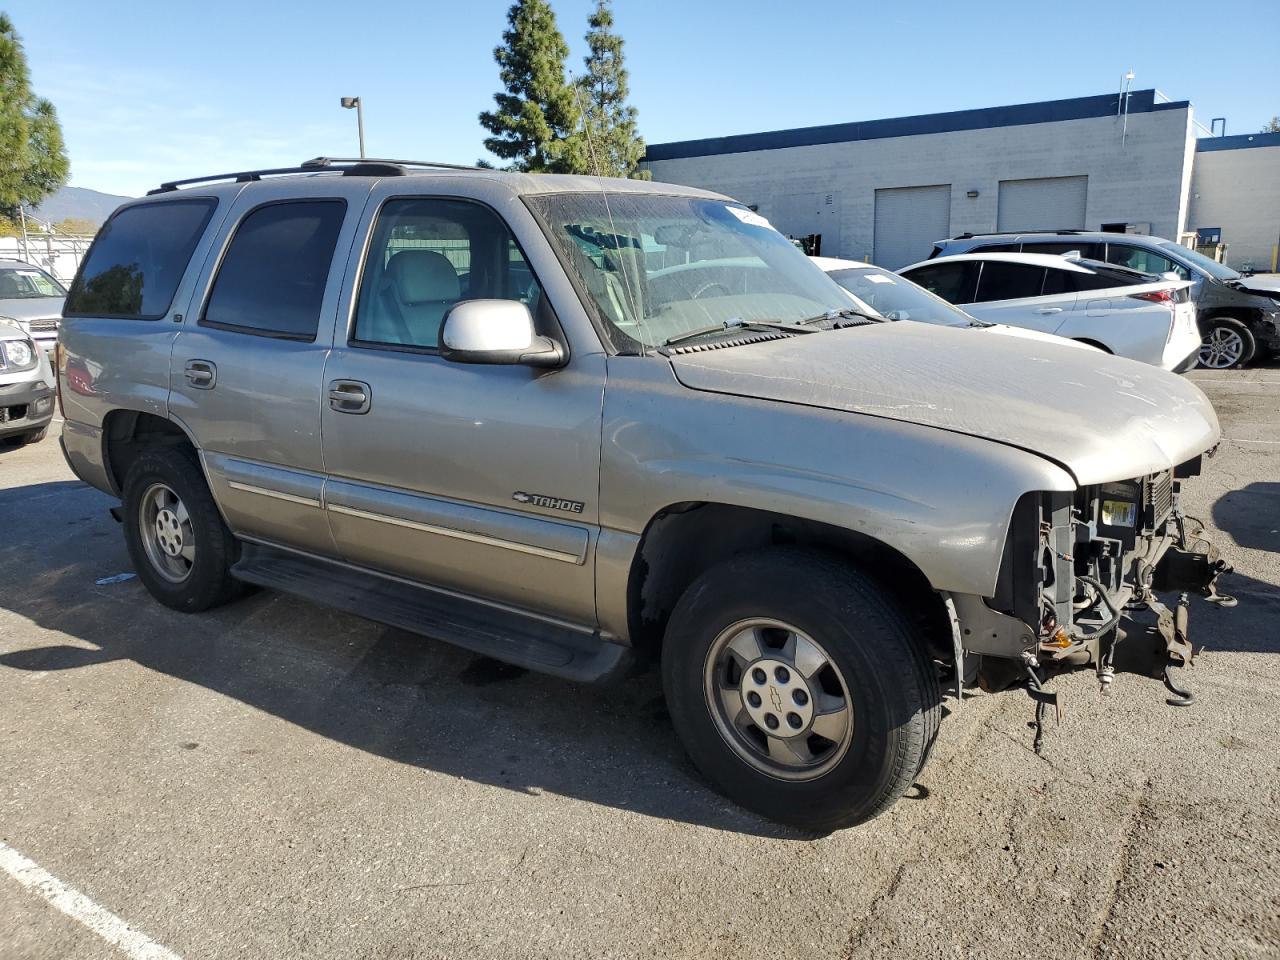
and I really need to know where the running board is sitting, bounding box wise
[230,543,631,683]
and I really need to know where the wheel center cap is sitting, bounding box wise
[740,658,815,735]
[156,509,182,555]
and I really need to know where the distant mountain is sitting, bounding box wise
[30,185,132,226]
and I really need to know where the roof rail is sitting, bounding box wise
[951,229,1089,239]
[146,156,479,195]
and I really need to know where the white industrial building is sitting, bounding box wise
[642,90,1280,272]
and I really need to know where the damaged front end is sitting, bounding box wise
[948,451,1235,751]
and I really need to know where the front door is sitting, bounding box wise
[170,179,369,556]
[320,193,604,625]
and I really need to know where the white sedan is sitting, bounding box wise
[896,252,1200,371]
[811,256,1100,353]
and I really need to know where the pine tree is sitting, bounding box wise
[0,15,69,218]
[479,0,585,173]
[579,0,647,179]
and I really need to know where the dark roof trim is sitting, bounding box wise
[1196,131,1280,152]
[645,90,1188,162]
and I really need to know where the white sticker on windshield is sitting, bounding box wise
[865,274,894,284]
[725,206,775,230]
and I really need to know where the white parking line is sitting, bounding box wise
[0,842,181,960]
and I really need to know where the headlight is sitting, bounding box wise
[0,337,38,371]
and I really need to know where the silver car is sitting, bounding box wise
[56,159,1234,830]
[0,317,55,444]
[0,258,66,356]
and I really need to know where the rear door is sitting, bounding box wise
[170,178,371,556]
[963,260,1073,333]
[318,182,605,625]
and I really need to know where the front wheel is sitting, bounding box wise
[1198,317,1256,369]
[662,550,940,831]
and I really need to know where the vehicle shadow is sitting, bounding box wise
[1212,482,1280,554]
[0,480,804,838]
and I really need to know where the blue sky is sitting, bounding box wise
[13,0,1280,198]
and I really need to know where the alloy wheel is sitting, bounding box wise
[1199,327,1245,369]
[138,482,196,583]
[703,618,854,781]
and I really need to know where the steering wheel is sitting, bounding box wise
[691,281,732,300]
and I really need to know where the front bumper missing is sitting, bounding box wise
[957,513,1235,753]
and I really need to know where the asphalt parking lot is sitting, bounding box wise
[1,365,1278,960]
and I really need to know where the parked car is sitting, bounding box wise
[811,256,1100,353]
[0,317,55,445]
[0,257,67,356]
[898,252,1200,371]
[929,231,1280,368]
[58,159,1231,830]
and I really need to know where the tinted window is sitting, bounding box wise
[970,242,1021,253]
[1104,243,1188,279]
[973,262,1046,302]
[354,198,541,349]
[64,199,216,319]
[901,261,978,304]
[1020,240,1103,259]
[202,201,345,340]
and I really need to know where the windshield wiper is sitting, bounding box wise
[796,307,882,326]
[660,317,816,347]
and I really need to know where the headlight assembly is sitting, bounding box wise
[0,337,39,372]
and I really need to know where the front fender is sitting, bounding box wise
[600,357,1075,597]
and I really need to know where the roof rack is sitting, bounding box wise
[951,229,1089,239]
[146,156,479,195]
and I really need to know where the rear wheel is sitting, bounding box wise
[662,549,940,831]
[122,446,245,612]
[1198,317,1256,369]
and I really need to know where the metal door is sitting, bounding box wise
[319,184,605,625]
[169,177,372,556]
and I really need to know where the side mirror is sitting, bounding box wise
[438,300,565,368]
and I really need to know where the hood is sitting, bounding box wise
[668,321,1219,485]
[981,324,1099,351]
[0,297,65,322]
[1237,274,1280,298]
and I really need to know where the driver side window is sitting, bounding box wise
[353,198,541,350]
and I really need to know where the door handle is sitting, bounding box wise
[328,379,371,414]
[184,359,216,389]
[1035,307,1064,315]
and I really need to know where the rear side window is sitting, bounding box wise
[973,262,1046,302]
[64,199,216,319]
[901,261,978,304]
[970,242,1021,253]
[201,200,346,340]
[1021,240,1103,260]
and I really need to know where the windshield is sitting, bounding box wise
[826,265,978,328]
[0,265,67,299]
[526,193,860,352]
[1156,239,1240,281]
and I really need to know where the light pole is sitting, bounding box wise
[341,96,365,158]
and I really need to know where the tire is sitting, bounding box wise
[18,426,48,445]
[121,445,245,613]
[662,549,941,832]
[1198,317,1256,369]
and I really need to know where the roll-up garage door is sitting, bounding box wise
[873,184,951,269]
[997,176,1088,232]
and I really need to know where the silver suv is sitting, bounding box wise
[58,159,1233,830]
[930,231,1280,368]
